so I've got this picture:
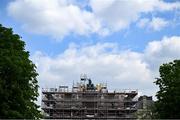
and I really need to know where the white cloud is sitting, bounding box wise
[137,17,169,31]
[7,0,180,39]
[137,18,150,28]
[144,36,180,71]
[32,36,180,105]
[149,17,169,31]
[33,43,152,89]
[7,0,103,39]
[89,0,179,31]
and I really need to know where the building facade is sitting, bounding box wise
[136,96,154,119]
[41,75,138,119]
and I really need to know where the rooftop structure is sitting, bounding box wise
[41,75,138,119]
[136,95,154,119]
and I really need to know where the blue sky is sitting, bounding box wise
[1,0,180,101]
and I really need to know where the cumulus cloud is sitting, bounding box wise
[32,36,180,104]
[137,17,169,31]
[149,17,169,31]
[137,18,150,28]
[33,43,152,88]
[144,36,180,70]
[7,0,103,39]
[7,0,180,39]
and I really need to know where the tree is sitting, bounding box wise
[0,24,41,119]
[154,60,180,118]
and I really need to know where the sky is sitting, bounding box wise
[0,0,180,104]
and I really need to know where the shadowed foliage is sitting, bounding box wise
[0,24,41,119]
[154,60,180,118]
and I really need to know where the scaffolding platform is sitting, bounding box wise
[41,76,138,119]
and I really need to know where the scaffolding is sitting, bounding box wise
[41,76,138,119]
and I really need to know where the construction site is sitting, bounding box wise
[41,75,138,119]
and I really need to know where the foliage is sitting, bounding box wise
[0,24,41,118]
[154,60,180,118]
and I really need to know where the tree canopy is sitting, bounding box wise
[0,24,41,118]
[154,60,180,118]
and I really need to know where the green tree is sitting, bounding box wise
[154,60,180,118]
[0,24,41,119]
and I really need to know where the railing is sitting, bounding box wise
[42,97,137,102]
[42,88,138,94]
[114,89,138,93]
[42,104,137,110]
[41,102,137,109]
